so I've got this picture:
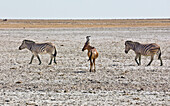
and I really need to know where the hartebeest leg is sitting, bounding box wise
[135,54,140,66]
[147,54,154,66]
[29,55,34,64]
[90,60,93,72]
[93,59,96,72]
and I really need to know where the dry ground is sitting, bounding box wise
[0,20,170,105]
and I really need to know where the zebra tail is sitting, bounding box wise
[53,47,57,57]
[88,50,92,61]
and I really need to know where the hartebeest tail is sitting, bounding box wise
[82,36,98,72]
[125,40,163,66]
[19,40,57,65]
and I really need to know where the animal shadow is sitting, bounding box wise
[74,71,86,73]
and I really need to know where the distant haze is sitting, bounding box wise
[0,0,169,19]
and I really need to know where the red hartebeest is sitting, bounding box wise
[82,36,98,72]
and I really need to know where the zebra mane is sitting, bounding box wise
[133,42,140,45]
[24,40,35,44]
[125,40,140,45]
[125,41,140,50]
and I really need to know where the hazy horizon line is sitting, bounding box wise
[1,17,170,20]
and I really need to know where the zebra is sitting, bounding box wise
[82,36,99,72]
[125,40,163,66]
[19,40,57,65]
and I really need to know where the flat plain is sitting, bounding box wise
[0,19,170,105]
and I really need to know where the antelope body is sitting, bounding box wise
[82,36,98,72]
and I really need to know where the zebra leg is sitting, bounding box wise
[29,55,34,64]
[53,56,57,64]
[147,55,154,66]
[48,55,53,65]
[49,59,52,65]
[135,54,140,66]
[93,59,96,72]
[139,54,141,65]
[36,55,41,65]
[157,50,163,66]
[159,57,163,66]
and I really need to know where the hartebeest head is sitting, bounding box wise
[82,36,91,51]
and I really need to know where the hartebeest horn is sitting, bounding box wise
[86,36,91,41]
[85,36,91,44]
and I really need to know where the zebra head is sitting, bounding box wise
[125,40,133,54]
[82,36,91,51]
[19,40,35,50]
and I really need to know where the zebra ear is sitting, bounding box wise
[22,40,26,43]
[125,41,128,45]
[126,40,132,44]
[23,39,28,43]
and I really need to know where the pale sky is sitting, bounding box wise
[0,0,169,19]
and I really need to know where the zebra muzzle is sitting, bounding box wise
[19,47,21,50]
[125,50,128,54]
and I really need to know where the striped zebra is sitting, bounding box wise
[125,40,163,66]
[19,40,57,65]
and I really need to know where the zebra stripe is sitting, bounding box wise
[39,44,47,52]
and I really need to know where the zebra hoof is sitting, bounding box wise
[137,63,140,66]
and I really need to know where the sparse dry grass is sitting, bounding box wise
[0,19,170,28]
